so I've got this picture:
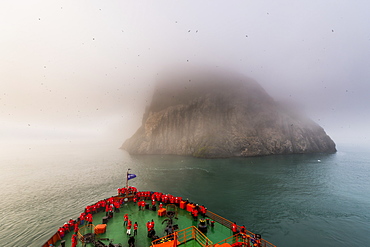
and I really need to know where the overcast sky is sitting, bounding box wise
[1,0,369,147]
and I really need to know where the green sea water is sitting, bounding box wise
[0,141,369,247]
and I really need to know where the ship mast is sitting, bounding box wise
[126,168,130,189]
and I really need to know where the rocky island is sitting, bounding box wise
[122,68,336,158]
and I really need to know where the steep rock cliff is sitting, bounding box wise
[122,69,336,158]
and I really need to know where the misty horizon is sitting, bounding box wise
[1,1,370,147]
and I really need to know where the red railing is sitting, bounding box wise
[151,226,213,247]
[205,210,276,247]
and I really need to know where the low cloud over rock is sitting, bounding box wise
[122,68,336,158]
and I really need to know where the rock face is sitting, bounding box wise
[122,69,336,158]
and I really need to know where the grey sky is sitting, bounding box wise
[1,0,369,146]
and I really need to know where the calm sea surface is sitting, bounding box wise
[0,140,369,247]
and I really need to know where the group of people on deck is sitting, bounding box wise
[231,222,261,247]
[117,186,137,195]
[57,218,79,247]
[123,213,138,236]
[123,212,162,247]
[55,194,125,246]
[131,191,184,205]
[190,204,207,220]
[53,187,261,247]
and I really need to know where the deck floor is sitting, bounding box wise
[52,200,233,247]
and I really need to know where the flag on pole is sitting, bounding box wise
[127,173,137,180]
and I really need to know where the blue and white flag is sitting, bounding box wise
[127,173,137,180]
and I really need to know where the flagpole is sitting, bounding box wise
[126,168,130,189]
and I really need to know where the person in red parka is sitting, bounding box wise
[85,213,93,226]
[114,201,120,213]
[126,219,132,236]
[123,213,129,226]
[150,219,155,230]
[74,222,79,234]
[231,222,238,234]
[146,220,154,232]
[133,222,138,236]
[105,203,109,216]
[71,233,78,247]
[79,212,86,225]
[58,227,65,238]
[146,221,150,231]
[192,208,199,221]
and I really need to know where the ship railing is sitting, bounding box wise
[213,233,241,246]
[151,226,213,247]
[78,223,96,243]
[41,194,135,247]
[42,193,276,247]
[205,210,276,247]
[213,233,265,247]
[41,231,61,247]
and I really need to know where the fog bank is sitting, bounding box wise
[1,1,370,146]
